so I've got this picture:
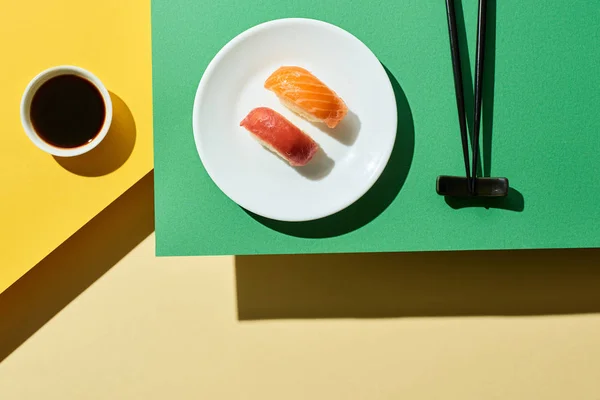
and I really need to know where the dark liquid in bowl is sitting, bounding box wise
[30,75,106,148]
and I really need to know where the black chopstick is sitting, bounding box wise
[444,0,472,192]
[438,0,508,198]
[471,0,487,193]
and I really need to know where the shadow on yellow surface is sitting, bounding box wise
[53,92,136,176]
[235,249,600,319]
[0,172,154,363]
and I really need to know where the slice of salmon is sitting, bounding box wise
[240,107,319,167]
[264,66,348,128]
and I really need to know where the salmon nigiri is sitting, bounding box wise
[240,107,319,167]
[264,66,348,129]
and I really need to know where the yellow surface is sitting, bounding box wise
[1,175,600,399]
[0,0,153,293]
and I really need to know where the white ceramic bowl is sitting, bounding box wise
[20,65,113,157]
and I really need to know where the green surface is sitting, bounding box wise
[152,0,600,256]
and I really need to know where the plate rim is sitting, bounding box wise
[192,17,398,222]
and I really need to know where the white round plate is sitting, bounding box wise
[193,18,397,222]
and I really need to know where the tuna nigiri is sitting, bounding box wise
[264,66,348,129]
[240,107,319,167]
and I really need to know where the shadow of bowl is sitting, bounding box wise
[246,65,414,238]
[54,92,136,177]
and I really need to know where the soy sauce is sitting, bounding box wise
[30,75,106,148]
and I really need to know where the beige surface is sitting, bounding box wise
[1,175,600,399]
